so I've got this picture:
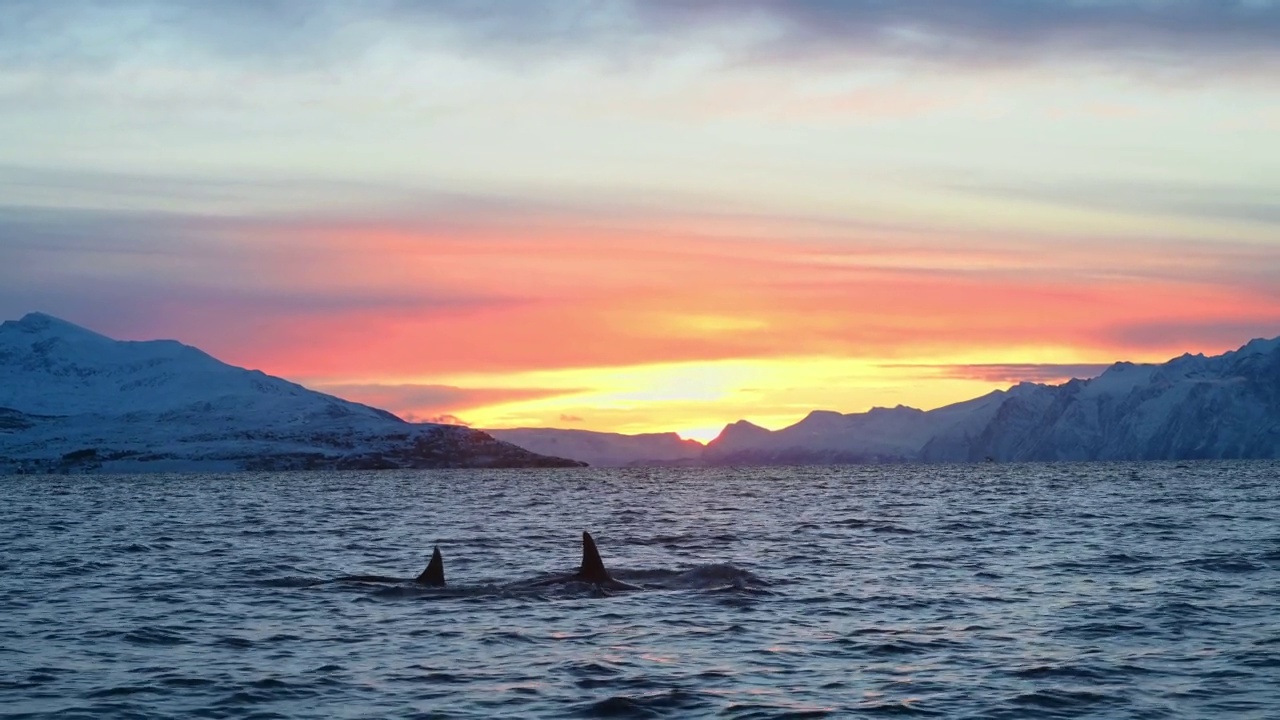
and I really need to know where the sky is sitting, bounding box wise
[3,0,1280,441]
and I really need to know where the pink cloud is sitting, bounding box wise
[11,207,1280,385]
[313,383,580,423]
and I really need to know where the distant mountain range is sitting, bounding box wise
[0,313,583,473]
[486,428,704,468]
[491,336,1280,465]
[4,312,1277,473]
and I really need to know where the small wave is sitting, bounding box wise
[122,627,192,646]
[851,700,943,716]
[213,636,254,649]
[87,684,165,698]
[1179,555,1265,573]
[628,563,768,591]
[564,661,623,679]
[1010,663,1111,681]
[255,576,325,588]
[871,523,915,535]
[1233,650,1280,668]
[1008,688,1117,709]
[865,641,928,657]
[480,630,536,645]
[1100,552,1156,564]
[727,702,844,717]
[1052,621,1149,639]
[159,676,217,688]
[938,520,987,531]
[577,689,715,718]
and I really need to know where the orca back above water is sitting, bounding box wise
[324,534,761,595]
[336,546,446,587]
[515,531,641,592]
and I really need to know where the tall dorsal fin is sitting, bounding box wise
[578,531,611,583]
[416,546,445,586]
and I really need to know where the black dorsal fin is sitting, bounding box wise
[578,531,611,583]
[416,546,445,586]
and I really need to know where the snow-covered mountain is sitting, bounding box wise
[486,428,703,467]
[0,313,583,473]
[927,338,1280,462]
[703,337,1280,464]
[17,310,1271,472]
[703,387,1030,465]
[489,335,1280,466]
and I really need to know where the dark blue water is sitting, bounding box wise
[2,462,1279,719]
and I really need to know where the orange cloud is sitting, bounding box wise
[311,382,581,424]
[187,214,1280,389]
[65,207,1272,436]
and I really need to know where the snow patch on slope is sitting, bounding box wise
[0,313,582,472]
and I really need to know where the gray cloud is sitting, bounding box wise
[0,203,524,341]
[2,1,1277,77]
[639,1,1280,69]
[313,382,585,422]
[942,177,1280,227]
[1103,319,1280,351]
[885,362,1111,384]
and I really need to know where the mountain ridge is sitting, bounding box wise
[488,335,1280,465]
[0,312,584,473]
[5,311,1277,470]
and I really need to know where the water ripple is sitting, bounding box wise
[2,460,1279,718]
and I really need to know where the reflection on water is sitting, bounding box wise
[2,461,1279,718]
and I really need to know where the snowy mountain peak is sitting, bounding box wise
[1236,337,1280,357]
[692,333,1280,466]
[707,419,770,447]
[0,312,583,472]
[867,404,923,416]
[798,410,846,424]
[484,427,702,467]
[0,313,218,369]
[2,312,113,343]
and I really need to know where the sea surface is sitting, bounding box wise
[2,462,1279,719]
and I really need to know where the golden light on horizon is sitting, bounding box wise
[315,343,1126,437]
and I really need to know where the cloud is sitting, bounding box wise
[311,382,583,422]
[1102,319,1280,352]
[637,1,1280,70]
[892,362,1113,384]
[6,195,1280,381]
[559,414,585,423]
[0,202,535,357]
[942,177,1280,228]
[3,0,1278,79]
[414,413,470,426]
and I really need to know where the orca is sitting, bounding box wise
[416,546,445,586]
[337,546,445,587]
[521,531,641,592]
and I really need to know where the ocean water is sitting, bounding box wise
[2,462,1279,719]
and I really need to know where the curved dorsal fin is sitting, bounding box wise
[578,531,611,583]
[416,546,445,586]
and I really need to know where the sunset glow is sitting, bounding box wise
[3,1,1280,438]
